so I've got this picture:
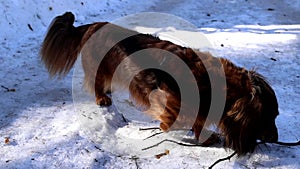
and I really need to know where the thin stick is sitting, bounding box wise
[142,139,203,151]
[139,127,160,131]
[257,141,300,146]
[129,156,139,169]
[208,151,237,169]
[1,85,16,92]
[143,132,163,140]
[1,85,9,91]
[274,141,300,146]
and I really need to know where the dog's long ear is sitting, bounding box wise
[221,86,262,156]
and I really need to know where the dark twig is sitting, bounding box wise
[27,24,34,31]
[139,127,160,131]
[256,141,300,146]
[121,114,129,123]
[1,85,16,92]
[143,132,163,140]
[1,85,9,91]
[142,139,203,151]
[208,151,237,169]
[274,141,300,146]
[129,156,139,169]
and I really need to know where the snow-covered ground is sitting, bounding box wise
[0,0,299,168]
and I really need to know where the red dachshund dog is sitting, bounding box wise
[41,12,279,156]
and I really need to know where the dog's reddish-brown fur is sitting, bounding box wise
[41,12,279,156]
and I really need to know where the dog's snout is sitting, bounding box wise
[261,126,278,143]
[265,133,278,143]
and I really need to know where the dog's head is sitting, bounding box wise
[221,71,279,156]
[249,71,279,143]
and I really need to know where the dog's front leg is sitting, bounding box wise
[94,73,112,106]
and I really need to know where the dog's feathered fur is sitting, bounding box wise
[41,12,279,156]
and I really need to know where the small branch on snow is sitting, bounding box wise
[121,114,129,123]
[1,85,16,92]
[143,132,163,140]
[27,24,34,31]
[129,156,140,169]
[208,151,237,169]
[256,140,300,146]
[142,139,203,151]
[274,141,300,146]
[139,127,160,131]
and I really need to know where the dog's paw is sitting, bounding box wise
[201,133,222,146]
[159,123,169,132]
[96,95,112,106]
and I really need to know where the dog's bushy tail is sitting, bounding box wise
[40,12,91,77]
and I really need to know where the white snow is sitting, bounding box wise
[0,0,299,168]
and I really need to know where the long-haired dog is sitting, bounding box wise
[41,12,279,156]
